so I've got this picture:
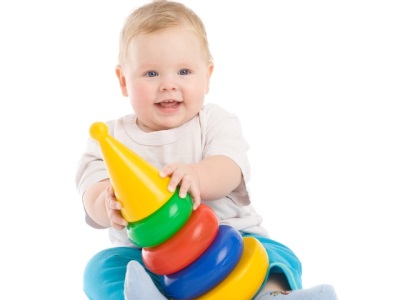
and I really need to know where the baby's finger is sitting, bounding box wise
[159,164,176,178]
[111,214,127,229]
[106,185,115,196]
[178,175,192,198]
[167,172,184,192]
[109,199,122,210]
[190,190,201,210]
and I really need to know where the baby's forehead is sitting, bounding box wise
[126,28,209,63]
[128,26,206,52]
[137,23,198,39]
[120,22,211,66]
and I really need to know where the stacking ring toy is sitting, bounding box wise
[197,236,269,299]
[127,190,192,247]
[143,204,219,274]
[89,121,174,223]
[162,225,243,300]
[89,121,270,300]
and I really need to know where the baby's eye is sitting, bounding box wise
[145,71,158,77]
[178,69,190,75]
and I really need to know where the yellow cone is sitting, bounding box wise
[89,122,173,222]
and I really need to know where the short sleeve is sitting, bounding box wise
[200,104,251,206]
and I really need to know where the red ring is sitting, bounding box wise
[142,204,219,275]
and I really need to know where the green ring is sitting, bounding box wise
[127,189,193,248]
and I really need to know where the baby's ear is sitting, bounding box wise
[115,65,128,97]
[205,63,214,94]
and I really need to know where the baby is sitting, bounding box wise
[75,1,338,299]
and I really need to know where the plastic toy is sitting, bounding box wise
[161,225,243,299]
[89,122,269,299]
[127,190,192,247]
[196,236,269,299]
[142,203,219,275]
[90,122,192,247]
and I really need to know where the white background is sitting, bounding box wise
[1,1,399,299]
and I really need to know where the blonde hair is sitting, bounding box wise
[118,0,213,66]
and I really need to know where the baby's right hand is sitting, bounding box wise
[105,186,128,230]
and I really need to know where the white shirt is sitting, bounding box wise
[76,103,268,246]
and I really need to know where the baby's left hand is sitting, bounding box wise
[159,163,201,210]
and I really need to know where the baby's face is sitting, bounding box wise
[118,26,213,132]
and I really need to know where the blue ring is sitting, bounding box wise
[162,225,243,299]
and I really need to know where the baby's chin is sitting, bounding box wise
[137,110,198,132]
[158,114,198,130]
[137,119,184,132]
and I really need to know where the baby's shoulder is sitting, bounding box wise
[103,114,135,137]
[201,103,236,119]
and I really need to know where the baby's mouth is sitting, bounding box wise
[157,100,181,108]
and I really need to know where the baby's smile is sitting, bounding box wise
[156,100,182,109]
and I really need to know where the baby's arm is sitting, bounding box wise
[82,179,127,230]
[160,155,242,209]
